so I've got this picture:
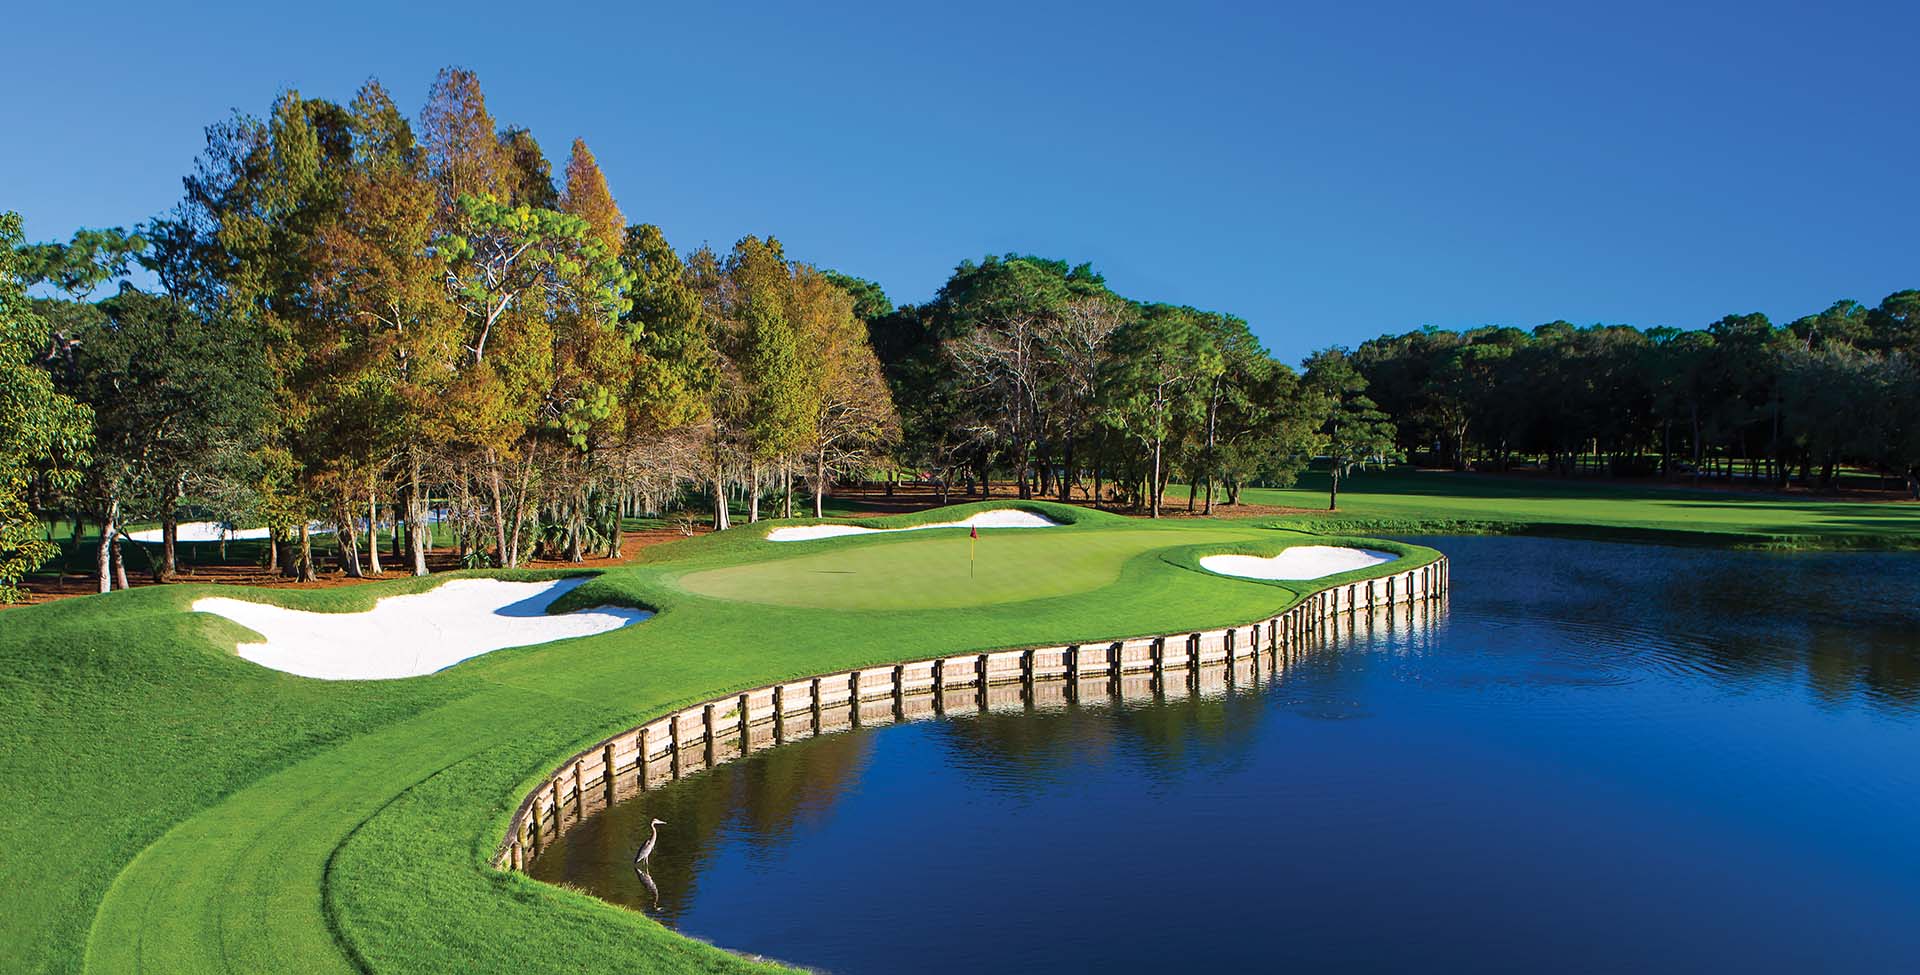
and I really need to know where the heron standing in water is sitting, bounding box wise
[635,818,666,864]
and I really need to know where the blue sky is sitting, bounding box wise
[4,1,1915,364]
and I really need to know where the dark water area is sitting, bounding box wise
[530,537,1920,973]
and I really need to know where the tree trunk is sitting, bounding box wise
[97,497,118,593]
[1060,436,1076,504]
[783,459,793,519]
[409,452,430,576]
[608,489,625,559]
[1150,436,1163,519]
[813,451,827,518]
[367,489,383,576]
[1329,462,1341,511]
[298,523,317,582]
[340,509,364,579]
[393,495,406,560]
[1690,405,1702,484]
[748,462,760,523]
[157,487,179,583]
[712,458,730,531]
[487,449,510,567]
[111,528,129,591]
[507,447,536,568]
[1203,393,1217,515]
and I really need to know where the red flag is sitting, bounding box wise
[969,525,978,539]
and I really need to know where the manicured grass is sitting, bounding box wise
[1,501,1433,975]
[1181,467,1920,549]
[678,528,1199,609]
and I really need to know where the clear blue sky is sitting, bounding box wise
[5,1,1915,364]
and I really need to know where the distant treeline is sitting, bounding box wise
[0,69,1384,601]
[1351,299,1920,488]
[4,66,1916,604]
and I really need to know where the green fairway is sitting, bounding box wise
[1179,467,1920,548]
[0,502,1437,975]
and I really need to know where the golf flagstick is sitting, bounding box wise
[969,524,977,578]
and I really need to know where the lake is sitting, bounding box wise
[528,536,1920,973]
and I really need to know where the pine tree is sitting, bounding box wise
[563,139,624,257]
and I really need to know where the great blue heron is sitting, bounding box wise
[634,818,666,864]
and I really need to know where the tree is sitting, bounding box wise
[792,269,897,516]
[15,227,145,301]
[435,194,628,564]
[562,139,623,258]
[1038,293,1128,503]
[1104,306,1209,517]
[57,288,271,590]
[1,213,94,601]
[1304,348,1397,511]
[420,67,506,212]
[311,79,462,575]
[822,270,892,322]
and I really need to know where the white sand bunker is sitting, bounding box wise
[1200,546,1397,581]
[765,509,1061,542]
[193,578,649,680]
[127,521,336,543]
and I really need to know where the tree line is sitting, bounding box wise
[6,68,1914,603]
[1351,297,1920,491]
[0,69,1386,601]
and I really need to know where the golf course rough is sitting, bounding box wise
[3,500,1454,975]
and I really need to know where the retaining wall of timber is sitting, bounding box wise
[496,555,1450,870]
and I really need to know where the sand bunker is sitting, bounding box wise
[129,521,271,543]
[193,578,649,680]
[1200,546,1397,581]
[127,521,335,543]
[765,509,1061,542]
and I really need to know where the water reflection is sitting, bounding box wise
[531,598,1448,919]
[529,538,1920,974]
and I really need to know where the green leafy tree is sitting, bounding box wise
[15,227,146,301]
[0,214,94,601]
[1304,347,1397,510]
[822,270,892,322]
[436,194,628,564]
[1103,305,1211,517]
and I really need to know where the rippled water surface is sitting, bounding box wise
[530,537,1920,973]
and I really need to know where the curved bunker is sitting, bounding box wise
[193,577,650,680]
[765,508,1060,542]
[1200,545,1397,581]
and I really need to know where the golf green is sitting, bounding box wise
[675,528,1203,609]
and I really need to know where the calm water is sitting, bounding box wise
[531,537,1920,973]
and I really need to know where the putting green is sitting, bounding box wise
[676,528,1219,609]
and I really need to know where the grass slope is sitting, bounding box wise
[1178,467,1920,549]
[3,502,1439,975]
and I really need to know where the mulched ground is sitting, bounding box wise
[6,528,703,609]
